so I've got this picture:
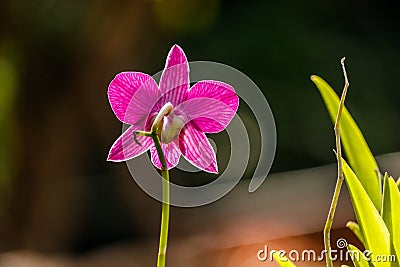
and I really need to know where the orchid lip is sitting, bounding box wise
[151,102,174,133]
[161,114,185,144]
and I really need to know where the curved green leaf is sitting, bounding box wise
[272,251,297,267]
[347,244,371,267]
[311,75,381,209]
[382,176,400,261]
[343,159,390,267]
[346,221,365,245]
[381,172,389,217]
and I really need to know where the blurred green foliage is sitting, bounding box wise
[0,50,18,213]
[153,0,221,34]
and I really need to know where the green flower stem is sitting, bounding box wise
[324,57,349,267]
[157,169,169,267]
[135,124,170,267]
[150,133,170,267]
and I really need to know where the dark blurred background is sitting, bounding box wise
[0,0,399,261]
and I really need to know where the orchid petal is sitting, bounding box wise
[107,126,153,162]
[150,141,181,170]
[185,80,238,133]
[176,96,237,134]
[108,72,160,126]
[159,45,189,106]
[179,123,218,173]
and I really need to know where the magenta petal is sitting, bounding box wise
[150,141,181,170]
[175,85,238,134]
[185,80,238,133]
[159,45,189,106]
[165,45,188,69]
[107,126,153,162]
[175,97,236,134]
[179,123,218,173]
[108,72,160,125]
[188,80,238,110]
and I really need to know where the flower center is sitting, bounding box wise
[161,113,185,144]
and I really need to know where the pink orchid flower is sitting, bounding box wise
[107,45,239,173]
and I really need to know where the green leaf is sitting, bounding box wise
[382,174,391,228]
[381,172,389,217]
[311,75,381,209]
[347,244,372,267]
[272,251,297,267]
[346,221,365,245]
[343,160,391,267]
[382,176,400,261]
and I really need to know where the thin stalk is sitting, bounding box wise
[324,57,349,267]
[151,133,170,267]
[134,102,173,267]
